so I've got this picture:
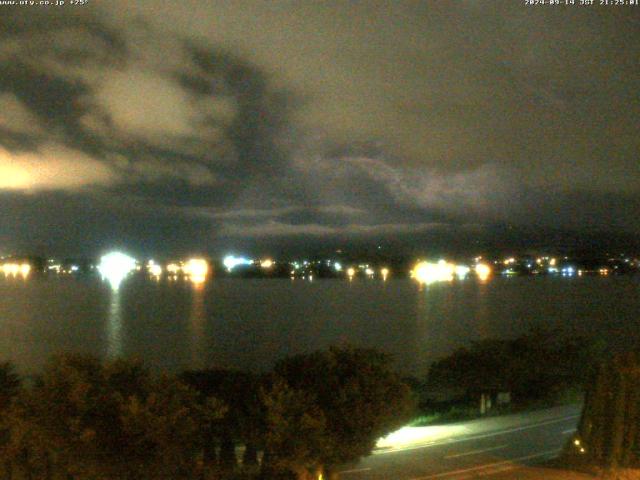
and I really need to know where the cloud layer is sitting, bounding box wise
[0,4,638,256]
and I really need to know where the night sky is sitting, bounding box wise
[0,2,639,258]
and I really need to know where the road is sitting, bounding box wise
[338,405,582,479]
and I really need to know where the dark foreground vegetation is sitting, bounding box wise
[411,329,606,425]
[416,332,640,478]
[0,347,415,480]
[1,333,636,479]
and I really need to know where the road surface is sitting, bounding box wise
[338,405,581,479]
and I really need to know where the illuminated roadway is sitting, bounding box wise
[338,405,581,479]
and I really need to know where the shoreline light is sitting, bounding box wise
[411,260,455,285]
[98,251,136,289]
[381,267,389,281]
[1,262,31,278]
[147,261,162,278]
[166,263,181,275]
[455,265,470,279]
[474,263,492,281]
[184,258,209,283]
[223,255,252,272]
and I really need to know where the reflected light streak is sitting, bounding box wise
[106,283,123,358]
[189,279,206,369]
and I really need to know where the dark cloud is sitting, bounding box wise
[0,2,638,256]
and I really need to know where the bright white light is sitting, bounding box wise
[334,262,342,272]
[98,252,136,289]
[223,255,252,272]
[455,265,470,279]
[377,425,468,452]
[365,268,374,276]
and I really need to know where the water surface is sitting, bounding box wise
[0,275,637,375]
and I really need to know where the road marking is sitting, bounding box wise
[456,463,519,479]
[338,467,372,475]
[444,444,508,459]
[410,449,562,479]
[375,414,579,454]
[562,428,576,435]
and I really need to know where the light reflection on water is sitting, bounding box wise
[0,275,638,375]
[106,285,123,359]
[189,280,207,370]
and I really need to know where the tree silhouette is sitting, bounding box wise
[0,354,226,479]
[266,346,416,479]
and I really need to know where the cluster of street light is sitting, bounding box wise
[4,250,633,288]
[1,251,491,287]
[410,260,492,285]
[221,255,490,285]
[0,261,31,278]
[97,252,210,289]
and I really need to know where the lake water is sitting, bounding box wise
[0,275,638,376]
